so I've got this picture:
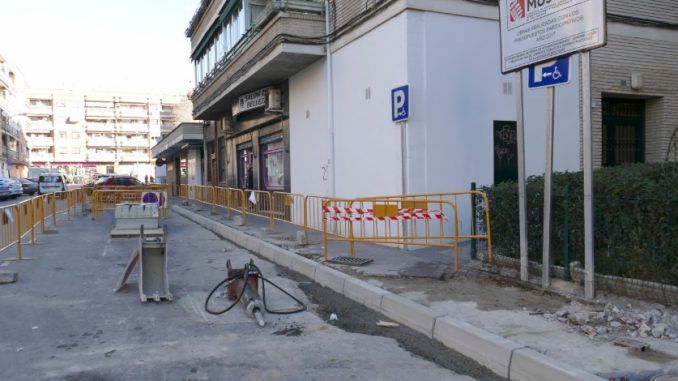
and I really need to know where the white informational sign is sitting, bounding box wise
[499,0,606,73]
[232,87,268,116]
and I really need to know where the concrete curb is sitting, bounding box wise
[172,205,607,381]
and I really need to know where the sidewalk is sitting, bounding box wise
[176,199,678,380]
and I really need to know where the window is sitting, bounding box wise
[260,136,284,190]
[71,147,80,154]
[59,132,67,139]
[72,132,80,139]
[58,147,67,154]
[602,99,645,166]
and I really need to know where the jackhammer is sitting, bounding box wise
[204,259,306,326]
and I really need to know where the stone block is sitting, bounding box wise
[380,293,443,338]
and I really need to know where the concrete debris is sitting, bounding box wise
[613,337,650,352]
[652,324,668,338]
[539,301,678,342]
[376,320,400,328]
[0,271,18,284]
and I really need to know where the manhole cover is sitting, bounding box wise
[326,256,373,266]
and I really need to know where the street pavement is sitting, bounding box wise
[0,210,496,380]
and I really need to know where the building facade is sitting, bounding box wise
[0,53,30,178]
[183,0,678,231]
[25,90,192,182]
[151,122,205,195]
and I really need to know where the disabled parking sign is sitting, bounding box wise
[528,57,570,88]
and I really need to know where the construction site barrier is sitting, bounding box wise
[0,189,85,260]
[91,189,169,220]
[322,197,462,271]
[362,192,493,263]
[178,186,492,267]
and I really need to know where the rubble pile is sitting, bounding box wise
[540,301,678,340]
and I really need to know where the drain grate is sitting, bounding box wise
[326,256,373,266]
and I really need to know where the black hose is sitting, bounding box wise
[204,262,306,316]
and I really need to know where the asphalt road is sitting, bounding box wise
[0,210,502,381]
[0,193,34,207]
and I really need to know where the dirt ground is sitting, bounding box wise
[371,270,569,312]
[277,268,507,381]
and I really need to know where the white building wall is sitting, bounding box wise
[406,10,581,196]
[331,13,408,198]
[288,7,582,213]
[289,59,329,196]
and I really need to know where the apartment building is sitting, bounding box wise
[0,53,30,178]
[25,90,192,181]
[179,0,677,231]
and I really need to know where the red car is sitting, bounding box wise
[93,175,143,189]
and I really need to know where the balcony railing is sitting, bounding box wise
[120,140,149,148]
[87,153,116,162]
[30,153,53,162]
[190,0,325,118]
[28,105,53,115]
[29,137,53,147]
[87,138,117,147]
[26,123,53,132]
[86,123,116,132]
[118,124,148,133]
[193,1,324,94]
[116,108,149,118]
[118,153,150,162]
[160,110,175,119]
[86,107,115,118]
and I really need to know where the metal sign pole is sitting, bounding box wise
[581,51,595,299]
[542,86,555,288]
[515,71,529,282]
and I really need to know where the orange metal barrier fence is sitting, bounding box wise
[90,188,169,219]
[322,198,462,270]
[364,192,493,263]
[179,186,492,270]
[0,189,85,260]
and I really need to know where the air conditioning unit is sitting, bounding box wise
[265,88,282,113]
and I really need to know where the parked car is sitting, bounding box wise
[93,175,143,189]
[0,178,13,200]
[37,173,67,194]
[9,179,23,198]
[84,173,116,195]
[18,178,38,195]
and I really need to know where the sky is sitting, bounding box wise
[0,0,198,95]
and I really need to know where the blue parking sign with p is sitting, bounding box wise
[391,85,409,122]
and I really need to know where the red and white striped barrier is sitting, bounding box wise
[323,209,444,221]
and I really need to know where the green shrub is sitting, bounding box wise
[480,163,678,285]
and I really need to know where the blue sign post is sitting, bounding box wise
[528,57,570,88]
[391,85,409,122]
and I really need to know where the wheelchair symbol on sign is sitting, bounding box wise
[544,66,562,80]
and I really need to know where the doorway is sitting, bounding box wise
[237,142,254,189]
[602,98,645,166]
[493,121,518,184]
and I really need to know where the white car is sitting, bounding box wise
[37,173,67,194]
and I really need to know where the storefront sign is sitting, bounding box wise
[232,88,269,116]
[499,0,606,73]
